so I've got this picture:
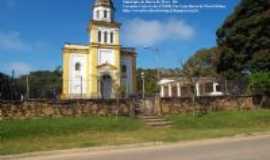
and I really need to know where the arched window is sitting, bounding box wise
[110,32,114,44]
[104,10,108,18]
[121,65,127,73]
[121,65,127,78]
[98,31,102,42]
[104,31,108,43]
[75,63,81,71]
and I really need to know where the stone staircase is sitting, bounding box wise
[134,98,172,128]
[137,115,172,128]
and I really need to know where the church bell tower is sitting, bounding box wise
[88,0,121,98]
[93,0,115,22]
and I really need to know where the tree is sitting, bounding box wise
[136,68,159,96]
[0,73,11,100]
[184,47,222,77]
[216,0,270,79]
[249,72,270,95]
[248,71,270,107]
[180,56,209,116]
[16,68,62,99]
[0,72,24,100]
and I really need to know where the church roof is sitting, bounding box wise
[94,0,114,9]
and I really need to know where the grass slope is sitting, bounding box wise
[1,110,270,155]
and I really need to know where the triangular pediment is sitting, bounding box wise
[97,63,117,70]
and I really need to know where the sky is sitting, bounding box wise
[0,0,240,76]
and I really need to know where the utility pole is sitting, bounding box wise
[143,47,160,79]
[11,70,15,100]
[143,47,161,95]
[141,72,145,99]
[26,75,30,100]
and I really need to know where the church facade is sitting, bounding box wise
[62,0,137,99]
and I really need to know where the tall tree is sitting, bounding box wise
[216,0,270,79]
[184,47,222,77]
[0,73,10,100]
[136,68,159,96]
[16,68,62,99]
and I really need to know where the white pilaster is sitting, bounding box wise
[213,82,217,93]
[168,84,172,97]
[177,83,181,97]
[196,82,200,97]
[160,85,164,97]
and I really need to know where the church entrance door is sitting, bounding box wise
[101,75,112,99]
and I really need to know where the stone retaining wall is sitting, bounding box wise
[0,99,135,120]
[0,96,268,120]
[159,96,265,114]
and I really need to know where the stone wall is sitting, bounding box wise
[0,96,268,120]
[159,96,266,114]
[0,99,135,120]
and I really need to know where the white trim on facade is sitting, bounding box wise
[64,44,88,49]
[69,54,87,96]
[121,57,133,95]
[92,27,117,44]
[93,6,112,22]
[98,49,114,65]
[158,78,224,98]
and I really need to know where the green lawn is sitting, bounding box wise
[1,110,270,155]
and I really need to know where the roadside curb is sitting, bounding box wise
[1,132,270,160]
[0,142,165,160]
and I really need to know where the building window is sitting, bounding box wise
[121,65,127,78]
[104,31,108,43]
[110,32,114,43]
[122,65,127,73]
[104,10,107,18]
[75,63,81,71]
[98,31,102,42]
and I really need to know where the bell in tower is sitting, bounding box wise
[93,0,115,22]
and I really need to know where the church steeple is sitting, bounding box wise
[94,0,114,9]
[93,0,114,22]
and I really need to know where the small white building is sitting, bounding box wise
[158,77,224,98]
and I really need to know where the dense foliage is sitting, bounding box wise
[216,0,270,78]
[136,68,159,96]
[17,69,62,99]
[0,68,62,100]
[183,47,221,77]
[249,72,270,95]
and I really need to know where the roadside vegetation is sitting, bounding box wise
[1,110,270,155]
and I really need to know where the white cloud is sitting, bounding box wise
[0,31,50,53]
[0,31,31,52]
[122,18,195,47]
[7,62,32,76]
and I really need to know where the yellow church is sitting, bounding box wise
[61,0,137,99]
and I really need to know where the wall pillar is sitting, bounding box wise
[196,82,200,97]
[168,84,172,97]
[213,82,217,93]
[177,83,181,97]
[160,85,164,97]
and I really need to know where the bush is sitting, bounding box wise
[249,72,270,96]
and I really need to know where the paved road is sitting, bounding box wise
[3,135,270,160]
